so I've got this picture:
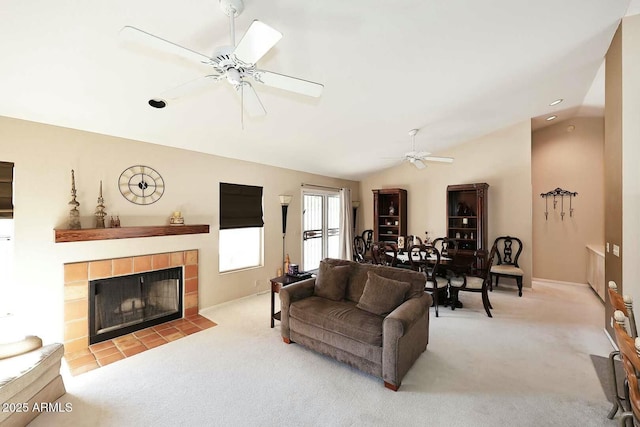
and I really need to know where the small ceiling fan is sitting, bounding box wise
[120,0,323,125]
[401,129,454,169]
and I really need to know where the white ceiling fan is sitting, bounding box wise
[120,0,323,125]
[402,129,454,169]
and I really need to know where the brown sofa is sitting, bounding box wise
[279,258,432,391]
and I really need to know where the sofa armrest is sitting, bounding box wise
[278,278,316,340]
[382,293,432,388]
[0,336,43,360]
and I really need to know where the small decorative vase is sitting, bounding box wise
[389,202,395,216]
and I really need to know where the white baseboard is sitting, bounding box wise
[532,277,589,288]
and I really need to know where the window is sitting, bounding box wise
[302,189,341,271]
[219,183,264,273]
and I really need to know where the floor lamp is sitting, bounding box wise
[279,194,293,275]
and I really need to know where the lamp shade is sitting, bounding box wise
[279,195,293,206]
[352,200,360,209]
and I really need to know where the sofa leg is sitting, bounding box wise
[384,381,399,391]
[282,337,291,344]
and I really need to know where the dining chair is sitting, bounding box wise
[353,235,368,263]
[406,235,423,249]
[612,310,640,427]
[362,229,374,251]
[447,246,496,317]
[408,244,442,317]
[432,237,458,258]
[489,236,524,296]
[371,242,398,267]
[607,281,638,420]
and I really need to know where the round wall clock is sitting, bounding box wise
[118,165,165,205]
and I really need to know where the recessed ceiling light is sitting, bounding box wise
[549,99,563,106]
[546,115,557,121]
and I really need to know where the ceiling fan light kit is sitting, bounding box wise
[121,0,323,124]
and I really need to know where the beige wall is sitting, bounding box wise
[622,15,640,318]
[0,116,358,343]
[359,121,533,288]
[604,25,623,335]
[531,117,604,283]
[604,16,640,337]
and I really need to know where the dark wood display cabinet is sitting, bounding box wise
[373,188,407,244]
[446,183,489,260]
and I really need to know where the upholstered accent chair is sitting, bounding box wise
[489,236,524,296]
[0,336,66,426]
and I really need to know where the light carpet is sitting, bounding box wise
[30,281,616,426]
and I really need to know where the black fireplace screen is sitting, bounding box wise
[89,267,183,344]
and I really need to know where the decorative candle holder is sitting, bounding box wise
[68,169,81,230]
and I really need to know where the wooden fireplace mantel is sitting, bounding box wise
[54,224,210,243]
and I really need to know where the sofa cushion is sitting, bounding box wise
[314,260,351,301]
[346,263,426,302]
[357,272,411,316]
[290,297,384,346]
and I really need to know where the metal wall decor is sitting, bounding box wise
[540,187,578,220]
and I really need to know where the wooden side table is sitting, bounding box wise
[270,274,311,328]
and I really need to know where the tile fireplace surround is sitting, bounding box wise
[63,250,213,375]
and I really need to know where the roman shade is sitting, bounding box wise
[219,183,264,229]
[0,162,13,219]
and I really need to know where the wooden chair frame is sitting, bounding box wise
[407,244,442,317]
[490,236,524,296]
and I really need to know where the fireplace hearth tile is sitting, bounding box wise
[92,345,120,359]
[133,328,157,338]
[65,314,215,376]
[185,277,198,294]
[155,327,180,337]
[164,331,186,342]
[89,340,116,352]
[122,344,147,357]
[188,316,217,329]
[185,264,198,279]
[138,332,163,345]
[97,352,125,367]
[143,337,168,349]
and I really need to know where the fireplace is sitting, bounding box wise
[89,267,183,344]
[63,250,199,356]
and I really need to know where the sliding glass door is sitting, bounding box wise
[302,190,340,271]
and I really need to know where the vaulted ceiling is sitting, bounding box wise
[0,1,636,179]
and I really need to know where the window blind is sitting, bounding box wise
[0,162,14,219]
[219,183,264,229]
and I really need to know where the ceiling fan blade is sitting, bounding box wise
[412,159,427,170]
[159,75,221,100]
[233,20,282,65]
[422,156,454,163]
[236,81,266,117]
[120,26,212,65]
[254,70,323,97]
